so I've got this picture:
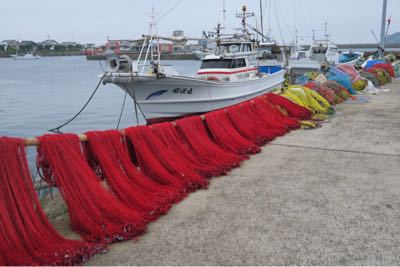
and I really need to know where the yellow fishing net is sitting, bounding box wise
[280,86,332,121]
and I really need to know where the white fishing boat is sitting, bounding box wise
[338,51,364,65]
[288,39,337,74]
[103,9,285,124]
[12,53,41,60]
[289,39,363,74]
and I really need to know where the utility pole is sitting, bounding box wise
[379,0,388,57]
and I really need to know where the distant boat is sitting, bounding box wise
[338,51,364,65]
[11,53,41,60]
[193,50,213,60]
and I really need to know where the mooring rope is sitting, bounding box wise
[48,73,107,134]
[116,90,128,130]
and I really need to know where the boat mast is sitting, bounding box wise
[259,0,264,42]
[236,5,254,39]
[215,23,222,54]
[324,22,329,40]
[222,0,226,30]
[379,0,388,57]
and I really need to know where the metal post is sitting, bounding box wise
[379,0,388,57]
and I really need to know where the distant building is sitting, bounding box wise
[173,30,184,38]
[20,40,36,46]
[84,43,96,49]
[0,42,6,51]
[39,39,59,50]
[1,40,19,50]
[159,43,173,53]
[60,41,79,47]
[106,39,145,53]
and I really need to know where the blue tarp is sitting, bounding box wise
[364,59,385,70]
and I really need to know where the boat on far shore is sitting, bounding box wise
[11,52,41,60]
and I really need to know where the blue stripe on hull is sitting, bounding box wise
[258,65,283,74]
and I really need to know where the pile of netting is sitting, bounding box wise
[304,81,337,104]
[335,65,369,92]
[296,57,398,96]
[360,71,380,87]
[362,59,396,86]
[327,67,358,94]
[0,92,315,265]
[322,81,354,102]
[392,61,400,78]
[367,67,391,85]
[277,85,333,120]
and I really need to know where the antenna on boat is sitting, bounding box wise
[141,7,161,74]
[215,23,222,54]
[222,0,226,30]
[236,5,255,39]
[324,22,329,40]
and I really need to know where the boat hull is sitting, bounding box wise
[337,57,360,66]
[104,71,285,123]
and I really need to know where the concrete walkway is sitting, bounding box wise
[87,80,400,265]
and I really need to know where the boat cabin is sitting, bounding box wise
[218,41,254,54]
[196,54,258,82]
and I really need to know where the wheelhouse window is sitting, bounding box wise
[312,46,327,53]
[200,58,247,69]
[297,51,306,59]
[233,58,246,68]
[242,44,252,52]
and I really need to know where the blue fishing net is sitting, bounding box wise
[295,75,309,85]
[327,67,357,95]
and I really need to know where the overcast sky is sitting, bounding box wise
[1,0,399,44]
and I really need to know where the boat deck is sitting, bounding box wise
[46,80,400,265]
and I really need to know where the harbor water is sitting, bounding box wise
[0,56,201,137]
[0,56,200,168]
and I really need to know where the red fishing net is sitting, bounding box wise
[84,130,172,221]
[204,109,260,156]
[176,116,242,174]
[0,137,103,265]
[252,97,299,130]
[124,126,208,192]
[36,134,147,244]
[225,103,271,145]
[265,93,312,120]
[124,127,188,202]
[372,63,395,77]
[151,122,223,178]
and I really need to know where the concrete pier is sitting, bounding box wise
[52,80,400,265]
